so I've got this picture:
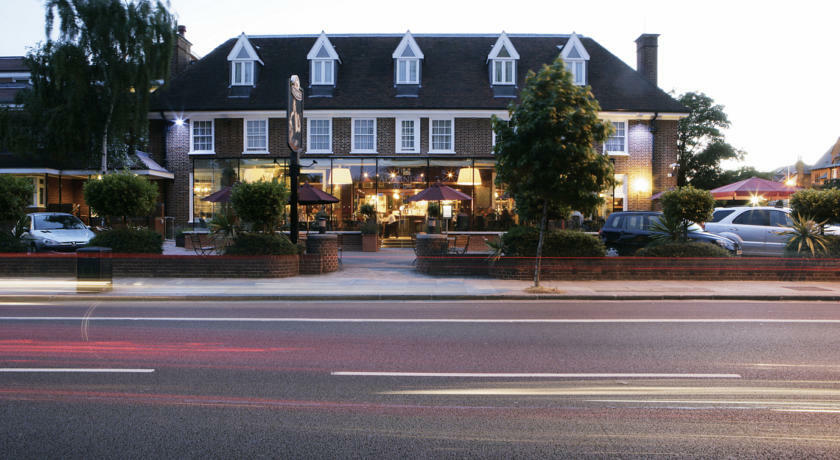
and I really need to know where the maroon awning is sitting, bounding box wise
[406,182,472,202]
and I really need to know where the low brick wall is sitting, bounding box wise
[416,254,840,281]
[300,234,339,275]
[0,253,300,278]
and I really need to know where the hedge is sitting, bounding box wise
[88,228,163,254]
[636,241,731,258]
[501,226,606,257]
[224,232,303,256]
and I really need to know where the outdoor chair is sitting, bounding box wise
[189,232,216,256]
[447,234,470,255]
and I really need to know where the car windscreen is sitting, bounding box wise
[33,215,86,230]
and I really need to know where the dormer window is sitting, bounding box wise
[560,33,590,86]
[392,31,424,88]
[307,32,341,88]
[232,61,253,86]
[487,32,519,95]
[226,33,263,88]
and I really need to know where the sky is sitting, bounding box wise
[2,0,838,171]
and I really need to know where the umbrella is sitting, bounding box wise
[293,183,339,233]
[296,183,339,204]
[709,176,801,201]
[406,182,472,202]
[407,182,472,234]
[201,186,232,203]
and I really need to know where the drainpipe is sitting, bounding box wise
[650,112,658,206]
[159,110,170,218]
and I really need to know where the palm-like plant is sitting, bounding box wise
[780,214,828,257]
[648,213,685,244]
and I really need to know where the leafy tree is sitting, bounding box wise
[231,180,289,233]
[660,186,715,240]
[493,57,614,287]
[676,92,743,189]
[0,176,35,232]
[790,189,840,233]
[83,171,159,224]
[4,0,174,173]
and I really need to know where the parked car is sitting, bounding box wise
[704,206,836,256]
[19,213,96,252]
[599,211,741,256]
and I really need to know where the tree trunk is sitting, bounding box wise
[100,101,115,174]
[533,199,549,287]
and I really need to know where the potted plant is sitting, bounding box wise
[359,203,379,251]
[427,202,441,234]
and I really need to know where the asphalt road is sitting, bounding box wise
[2,299,840,458]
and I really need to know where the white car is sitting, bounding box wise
[704,206,833,256]
[19,213,96,252]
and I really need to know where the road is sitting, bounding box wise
[2,299,840,458]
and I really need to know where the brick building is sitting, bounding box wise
[149,30,687,233]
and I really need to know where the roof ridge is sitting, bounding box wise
[245,33,575,39]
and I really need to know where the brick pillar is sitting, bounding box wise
[305,234,339,273]
[415,234,447,273]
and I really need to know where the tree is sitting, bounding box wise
[83,171,159,225]
[0,176,35,232]
[676,92,743,188]
[790,189,840,233]
[5,0,174,173]
[231,180,289,233]
[493,57,614,287]
[660,186,715,241]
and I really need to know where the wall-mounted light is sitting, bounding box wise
[174,118,185,127]
[632,177,650,193]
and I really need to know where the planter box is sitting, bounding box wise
[362,234,379,252]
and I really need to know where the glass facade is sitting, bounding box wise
[191,157,513,233]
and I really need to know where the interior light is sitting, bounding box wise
[456,167,482,186]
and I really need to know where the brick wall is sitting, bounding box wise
[416,255,840,281]
[652,119,678,211]
[300,234,339,274]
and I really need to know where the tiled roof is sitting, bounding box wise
[151,34,686,114]
[0,57,28,73]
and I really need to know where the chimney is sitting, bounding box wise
[635,33,660,87]
[172,24,194,77]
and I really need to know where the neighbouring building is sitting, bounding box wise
[144,30,686,235]
[806,137,840,187]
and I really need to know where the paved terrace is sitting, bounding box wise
[2,247,840,300]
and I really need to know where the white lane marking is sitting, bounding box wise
[0,368,154,373]
[2,317,840,324]
[331,372,741,378]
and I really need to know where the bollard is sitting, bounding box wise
[76,246,113,292]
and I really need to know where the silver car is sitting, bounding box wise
[704,207,800,256]
[19,213,96,252]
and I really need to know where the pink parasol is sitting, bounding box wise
[709,176,801,200]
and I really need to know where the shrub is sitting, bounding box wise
[790,189,840,231]
[224,232,302,256]
[661,186,715,240]
[88,228,163,253]
[0,176,34,230]
[359,203,376,221]
[231,180,288,233]
[83,171,158,224]
[427,202,440,219]
[0,232,26,253]
[501,226,606,257]
[636,241,731,258]
[360,220,378,235]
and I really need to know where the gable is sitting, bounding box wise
[226,33,264,64]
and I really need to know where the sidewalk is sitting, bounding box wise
[3,248,840,301]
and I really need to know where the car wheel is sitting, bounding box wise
[605,246,620,257]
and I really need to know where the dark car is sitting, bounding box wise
[599,211,741,256]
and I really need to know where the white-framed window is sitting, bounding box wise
[492,60,515,85]
[396,118,420,153]
[604,121,628,154]
[307,118,332,153]
[351,118,377,153]
[396,58,419,84]
[565,60,586,85]
[429,118,454,153]
[31,176,45,207]
[190,120,214,154]
[311,59,334,85]
[243,119,268,154]
[231,61,254,86]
